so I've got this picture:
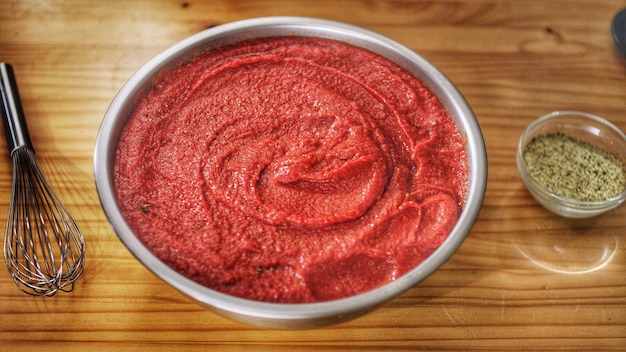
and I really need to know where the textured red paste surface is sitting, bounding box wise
[115,36,468,303]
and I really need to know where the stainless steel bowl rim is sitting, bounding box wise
[94,16,487,322]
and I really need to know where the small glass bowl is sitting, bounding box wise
[517,111,626,218]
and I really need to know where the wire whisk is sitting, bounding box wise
[1,63,85,296]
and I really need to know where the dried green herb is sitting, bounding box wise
[140,203,152,214]
[523,132,626,202]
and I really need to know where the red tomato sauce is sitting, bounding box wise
[114,37,468,303]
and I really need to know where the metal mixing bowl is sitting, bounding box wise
[94,16,487,329]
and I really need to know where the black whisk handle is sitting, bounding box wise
[0,63,33,157]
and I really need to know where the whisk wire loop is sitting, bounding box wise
[5,148,86,296]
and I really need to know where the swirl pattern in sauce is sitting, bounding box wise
[115,37,468,303]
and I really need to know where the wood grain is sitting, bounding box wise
[1,0,625,350]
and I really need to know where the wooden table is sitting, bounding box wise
[1,0,625,350]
